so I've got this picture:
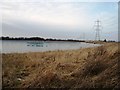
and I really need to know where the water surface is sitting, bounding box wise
[1,40,100,53]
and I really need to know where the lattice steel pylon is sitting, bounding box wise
[94,20,102,41]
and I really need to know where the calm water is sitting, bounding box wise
[1,40,100,53]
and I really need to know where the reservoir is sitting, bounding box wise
[1,40,100,53]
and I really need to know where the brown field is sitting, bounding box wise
[2,42,120,89]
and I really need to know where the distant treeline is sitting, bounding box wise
[0,36,85,42]
[0,36,117,42]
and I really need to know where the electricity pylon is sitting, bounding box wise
[94,20,102,41]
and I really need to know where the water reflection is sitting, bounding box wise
[27,41,44,47]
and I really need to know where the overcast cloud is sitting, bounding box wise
[1,0,119,41]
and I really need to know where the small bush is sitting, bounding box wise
[83,60,107,76]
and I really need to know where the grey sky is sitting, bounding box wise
[1,0,119,41]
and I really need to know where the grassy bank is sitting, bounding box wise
[2,42,120,89]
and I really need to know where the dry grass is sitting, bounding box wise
[2,42,120,89]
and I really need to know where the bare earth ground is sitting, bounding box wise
[2,42,120,89]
